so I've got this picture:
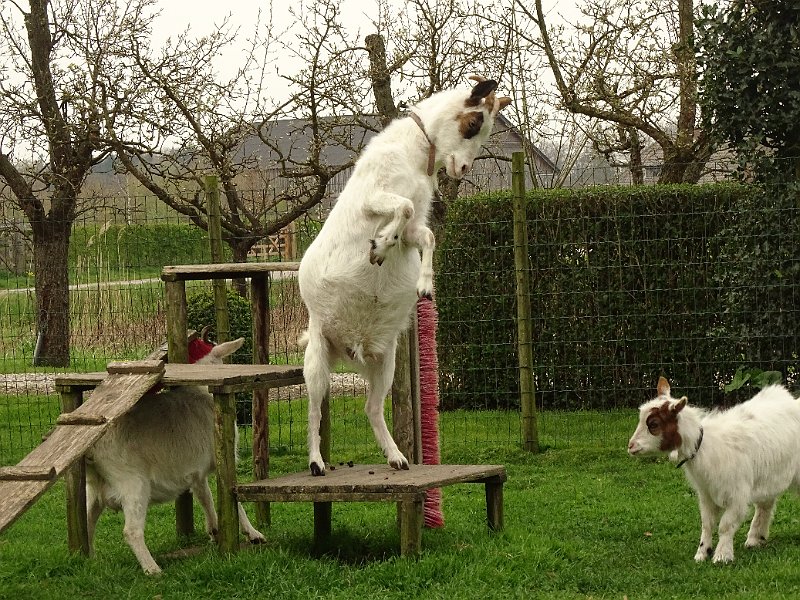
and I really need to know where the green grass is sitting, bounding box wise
[3,406,800,599]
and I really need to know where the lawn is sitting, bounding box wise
[3,407,800,599]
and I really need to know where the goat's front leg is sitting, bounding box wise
[363,192,415,266]
[713,500,749,563]
[404,220,435,299]
[694,492,718,562]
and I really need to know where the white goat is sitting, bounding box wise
[298,76,512,476]
[628,376,800,563]
[85,337,265,575]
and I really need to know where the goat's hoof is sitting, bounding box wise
[388,457,410,471]
[249,534,267,544]
[310,462,326,476]
[418,290,433,300]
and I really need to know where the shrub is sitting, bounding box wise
[435,183,799,411]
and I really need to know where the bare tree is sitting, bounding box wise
[0,0,155,365]
[518,0,712,183]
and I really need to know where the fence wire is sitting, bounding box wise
[1,164,799,465]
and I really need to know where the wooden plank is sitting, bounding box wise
[106,360,165,375]
[54,364,304,389]
[236,464,507,499]
[0,466,56,481]
[161,262,300,282]
[56,371,164,424]
[56,413,107,426]
[239,489,424,503]
[0,480,52,534]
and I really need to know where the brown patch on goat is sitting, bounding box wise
[457,111,485,139]
[647,401,684,452]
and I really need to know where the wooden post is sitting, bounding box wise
[164,278,193,535]
[251,273,271,527]
[512,152,539,453]
[213,390,239,554]
[392,327,416,463]
[313,390,332,548]
[485,476,505,532]
[61,388,90,555]
[205,175,230,345]
[399,496,424,556]
[164,280,189,364]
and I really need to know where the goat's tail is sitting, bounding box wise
[298,330,310,349]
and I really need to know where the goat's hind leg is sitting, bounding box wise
[120,480,161,575]
[746,498,777,548]
[303,327,332,476]
[363,348,409,471]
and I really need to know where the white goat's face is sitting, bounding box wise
[421,77,512,179]
[627,377,686,456]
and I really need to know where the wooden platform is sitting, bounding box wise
[237,463,507,556]
[55,363,304,394]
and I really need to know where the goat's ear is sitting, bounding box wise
[657,376,671,397]
[672,396,688,413]
[210,337,245,358]
[497,96,512,111]
[467,79,498,106]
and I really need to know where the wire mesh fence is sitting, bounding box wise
[1,161,799,466]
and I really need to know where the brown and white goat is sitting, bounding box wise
[298,76,512,476]
[628,376,800,563]
[85,337,264,575]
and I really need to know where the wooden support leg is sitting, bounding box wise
[165,279,195,536]
[313,389,332,550]
[61,388,90,555]
[213,391,239,554]
[251,274,271,529]
[485,476,505,532]
[399,495,424,557]
[313,502,332,551]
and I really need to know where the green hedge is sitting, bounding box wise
[70,223,219,272]
[436,183,800,411]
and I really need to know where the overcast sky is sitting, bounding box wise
[148,0,578,99]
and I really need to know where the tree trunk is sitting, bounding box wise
[31,218,71,367]
[230,242,252,298]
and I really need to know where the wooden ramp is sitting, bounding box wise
[0,360,165,535]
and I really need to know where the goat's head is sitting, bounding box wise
[414,75,512,179]
[627,376,688,456]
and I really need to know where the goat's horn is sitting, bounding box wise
[200,325,211,342]
[469,74,487,83]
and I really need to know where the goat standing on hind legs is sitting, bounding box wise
[298,75,512,476]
